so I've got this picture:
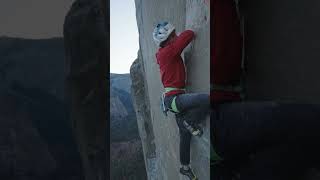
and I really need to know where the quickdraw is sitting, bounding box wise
[160,92,169,116]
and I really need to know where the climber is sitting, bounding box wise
[153,22,210,180]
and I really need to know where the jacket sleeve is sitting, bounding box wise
[171,30,195,55]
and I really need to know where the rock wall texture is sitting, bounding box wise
[63,0,107,179]
[131,0,210,179]
[130,51,157,180]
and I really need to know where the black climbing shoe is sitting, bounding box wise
[180,166,198,180]
[183,121,203,137]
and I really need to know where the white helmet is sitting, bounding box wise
[152,22,175,46]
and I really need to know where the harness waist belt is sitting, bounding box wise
[164,87,186,93]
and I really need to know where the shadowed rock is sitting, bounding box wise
[63,0,107,179]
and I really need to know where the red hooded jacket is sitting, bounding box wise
[156,30,195,97]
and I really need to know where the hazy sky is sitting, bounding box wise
[0,0,138,74]
[0,0,75,39]
[110,0,139,74]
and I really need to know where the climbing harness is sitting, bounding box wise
[160,87,186,116]
[164,87,186,93]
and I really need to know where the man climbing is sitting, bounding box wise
[153,22,210,180]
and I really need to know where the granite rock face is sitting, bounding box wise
[131,0,210,179]
[130,52,157,180]
[63,0,107,179]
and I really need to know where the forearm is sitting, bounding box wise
[172,30,195,54]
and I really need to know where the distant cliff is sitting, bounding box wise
[130,0,210,179]
[110,73,132,93]
[110,73,147,180]
[0,37,83,179]
[110,73,139,142]
[0,37,65,100]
